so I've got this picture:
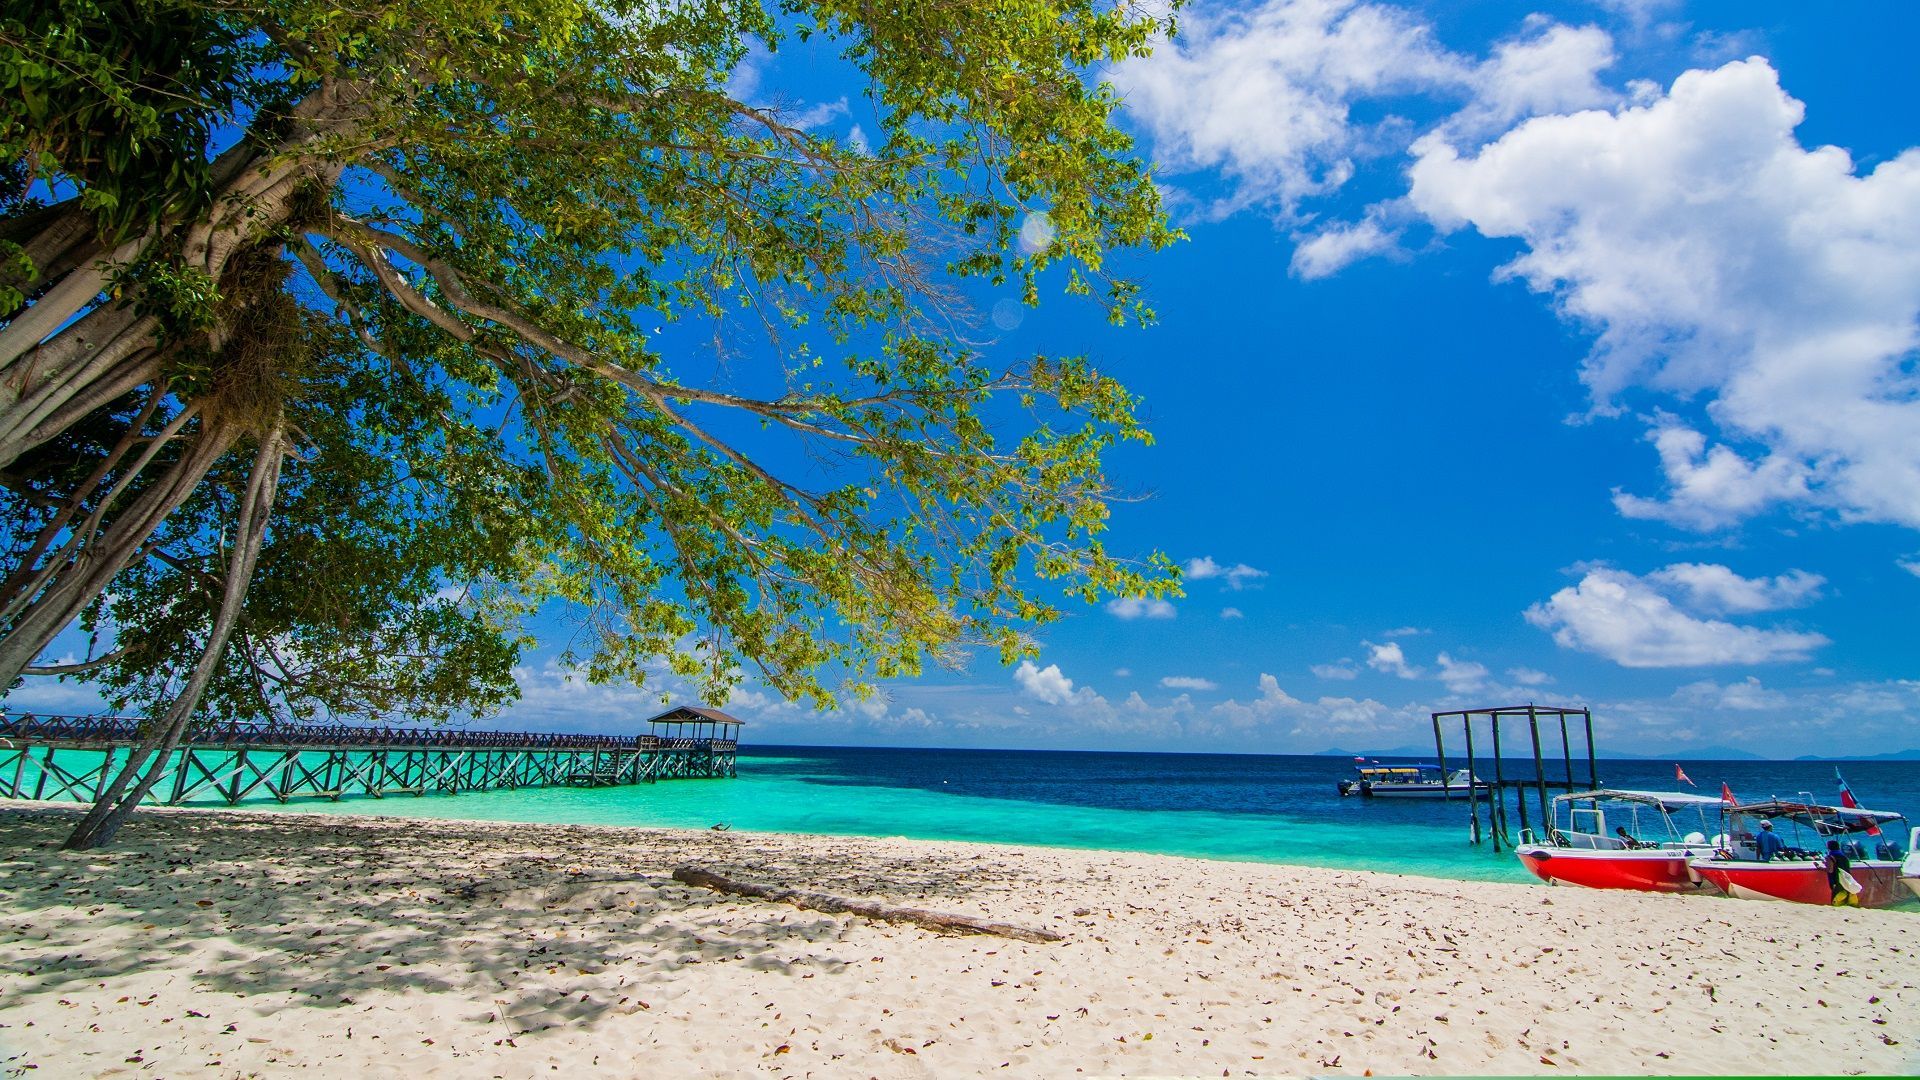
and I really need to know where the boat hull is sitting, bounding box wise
[1515,845,1709,892]
[1360,783,1492,799]
[1689,859,1907,908]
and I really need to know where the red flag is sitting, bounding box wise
[1837,770,1882,837]
[1675,764,1695,787]
[1720,782,1737,806]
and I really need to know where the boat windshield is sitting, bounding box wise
[1552,789,1719,847]
[1721,800,1910,862]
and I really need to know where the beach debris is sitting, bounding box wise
[671,866,1064,943]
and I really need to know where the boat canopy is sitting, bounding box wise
[1356,764,1441,776]
[1727,799,1907,834]
[1554,788,1725,812]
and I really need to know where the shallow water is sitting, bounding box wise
[21,745,1917,885]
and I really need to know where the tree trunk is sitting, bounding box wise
[62,422,288,851]
[0,414,241,690]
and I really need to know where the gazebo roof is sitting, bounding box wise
[644,705,744,727]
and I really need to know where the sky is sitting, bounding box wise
[16,1,1920,758]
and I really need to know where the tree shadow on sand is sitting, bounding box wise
[0,807,1046,1035]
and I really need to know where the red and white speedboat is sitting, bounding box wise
[1514,789,1724,893]
[1690,799,1912,908]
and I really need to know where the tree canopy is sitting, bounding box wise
[0,0,1181,770]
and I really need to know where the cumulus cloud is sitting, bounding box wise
[1898,557,1920,579]
[1364,640,1422,678]
[1184,556,1270,590]
[1507,666,1554,686]
[1290,215,1399,279]
[1106,596,1177,619]
[1112,0,1467,218]
[1435,652,1491,693]
[1382,626,1429,638]
[1524,565,1829,667]
[1311,661,1360,680]
[1013,660,1081,706]
[1409,58,1920,530]
[1160,675,1220,691]
[1674,676,1789,711]
[1645,563,1824,614]
[1221,607,1246,620]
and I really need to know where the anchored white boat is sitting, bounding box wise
[1337,762,1489,799]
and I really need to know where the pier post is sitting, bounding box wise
[1430,713,1448,791]
[1584,709,1597,789]
[1527,706,1551,832]
[1491,713,1509,847]
[1559,714,1574,795]
[1463,715,1481,845]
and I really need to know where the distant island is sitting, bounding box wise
[1308,745,1919,763]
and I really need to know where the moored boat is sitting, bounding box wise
[1903,827,1920,902]
[1690,799,1911,908]
[1514,789,1723,892]
[1337,762,1488,799]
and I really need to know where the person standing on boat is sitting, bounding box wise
[1754,820,1786,861]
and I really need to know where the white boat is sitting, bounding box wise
[1689,799,1912,908]
[1513,789,1722,893]
[1338,762,1489,799]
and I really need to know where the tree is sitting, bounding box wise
[2,0,1182,847]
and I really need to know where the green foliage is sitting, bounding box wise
[15,0,1185,718]
[0,0,269,240]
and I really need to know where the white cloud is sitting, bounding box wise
[1311,661,1359,680]
[846,123,870,155]
[1449,21,1616,137]
[1113,667,1133,678]
[1435,652,1491,693]
[1160,675,1220,691]
[1291,215,1398,279]
[1364,640,1422,679]
[1644,563,1824,614]
[1112,0,1469,217]
[1106,596,1177,619]
[1382,626,1429,638]
[1898,557,1920,579]
[1611,420,1811,530]
[1507,666,1554,686]
[1220,607,1245,620]
[1524,566,1829,667]
[1013,660,1080,706]
[1409,58,1920,530]
[1674,676,1788,711]
[1184,556,1270,590]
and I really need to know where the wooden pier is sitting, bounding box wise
[0,705,741,807]
[1432,704,1598,852]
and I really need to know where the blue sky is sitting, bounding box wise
[16,1,1920,758]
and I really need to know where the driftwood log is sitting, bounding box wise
[671,866,1065,943]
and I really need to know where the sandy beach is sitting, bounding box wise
[0,805,1914,1077]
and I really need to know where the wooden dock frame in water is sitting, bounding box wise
[0,705,742,807]
[1430,704,1598,852]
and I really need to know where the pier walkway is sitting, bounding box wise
[0,706,740,807]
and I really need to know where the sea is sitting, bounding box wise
[236,746,1920,886]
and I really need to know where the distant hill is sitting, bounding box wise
[1794,748,1920,762]
[1319,745,1769,761]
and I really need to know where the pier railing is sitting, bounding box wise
[0,711,738,806]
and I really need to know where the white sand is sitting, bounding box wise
[0,805,1914,1077]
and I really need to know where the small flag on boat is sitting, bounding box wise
[1675,764,1695,786]
[1836,769,1882,836]
[1720,782,1738,806]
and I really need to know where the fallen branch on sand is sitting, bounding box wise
[671,866,1065,943]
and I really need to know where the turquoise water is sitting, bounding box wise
[16,745,1920,885]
